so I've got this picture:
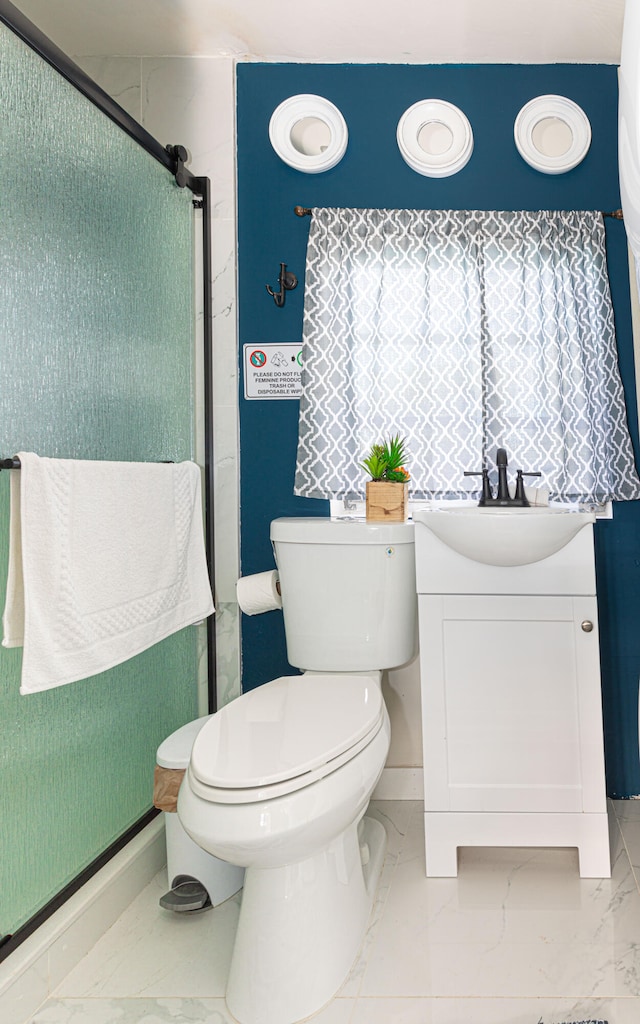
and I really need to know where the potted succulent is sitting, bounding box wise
[360,434,411,521]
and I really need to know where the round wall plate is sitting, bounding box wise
[268,94,348,173]
[514,95,591,174]
[396,99,474,178]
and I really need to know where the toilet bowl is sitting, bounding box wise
[178,517,416,1024]
[179,670,389,1024]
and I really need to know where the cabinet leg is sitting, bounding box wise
[424,814,459,877]
[577,815,611,878]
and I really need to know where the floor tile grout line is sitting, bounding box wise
[614,814,640,896]
[610,797,640,895]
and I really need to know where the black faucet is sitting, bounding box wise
[464,448,541,507]
[496,447,510,502]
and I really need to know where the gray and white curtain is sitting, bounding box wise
[294,207,640,504]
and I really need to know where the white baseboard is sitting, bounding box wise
[0,817,166,1024]
[372,766,424,801]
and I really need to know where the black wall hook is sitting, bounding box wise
[266,263,298,307]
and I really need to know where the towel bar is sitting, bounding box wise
[0,457,175,470]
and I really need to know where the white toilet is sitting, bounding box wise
[178,517,416,1024]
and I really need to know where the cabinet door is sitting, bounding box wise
[419,594,606,814]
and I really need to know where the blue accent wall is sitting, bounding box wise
[237,62,640,797]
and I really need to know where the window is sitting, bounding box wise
[294,208,640,505]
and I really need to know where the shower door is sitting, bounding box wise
[0,16,207,946]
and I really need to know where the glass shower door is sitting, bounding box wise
[0,19,203,942]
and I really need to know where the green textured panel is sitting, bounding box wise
[0,24,199,937]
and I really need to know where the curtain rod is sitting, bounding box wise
[295,206,625,219]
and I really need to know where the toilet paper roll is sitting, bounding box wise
[236,571,282,615]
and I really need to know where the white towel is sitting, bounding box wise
[2,453,214,695]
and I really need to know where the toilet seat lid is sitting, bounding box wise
[190,672,383,790]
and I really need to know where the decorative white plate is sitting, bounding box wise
[514,95,591,174]
[396,99,473,177]
[268,94,348,173]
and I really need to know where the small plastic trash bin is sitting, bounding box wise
[156,714,244,913]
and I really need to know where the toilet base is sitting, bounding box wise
[226,814,386,1024]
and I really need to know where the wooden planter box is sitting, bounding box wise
[365,481,409,522]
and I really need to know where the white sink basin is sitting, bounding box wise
[413,506,596,566]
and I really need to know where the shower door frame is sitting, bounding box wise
[0,0,216,959]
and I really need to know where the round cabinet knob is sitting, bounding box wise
[581,620,594,633]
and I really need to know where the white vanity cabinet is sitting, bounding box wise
[414,509,610,879]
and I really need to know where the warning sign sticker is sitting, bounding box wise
[244,343,303,400]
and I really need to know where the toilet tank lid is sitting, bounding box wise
[156,714,214,769]
[270,517,415,545]
[190,672,384,789]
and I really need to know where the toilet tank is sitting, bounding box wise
[270,518,416,671]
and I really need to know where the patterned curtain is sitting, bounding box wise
[294,208,640,504]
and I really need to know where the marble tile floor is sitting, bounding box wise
[29,799,640,1024]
